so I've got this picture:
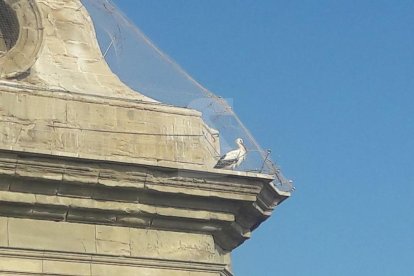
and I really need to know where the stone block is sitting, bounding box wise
[0,257,42,274]
[189,273,219,276]
[0,178,10,191]
[0,190,34,204]
[43,260,91,276]
[96,224,130,243]
[0,203,33,218]
[58,183,93,198]
[91,264,189,276]
[0,154,16,176]
[10,178,58,195]
[15,161,62,181]
[8,218,96,253]
[67,209,117,224]
[96,225,131,256]
[92,187,139,202]
[32,205,67,221]
[63,167,99,184]
[0,217,8,246]
[130,228,216,262]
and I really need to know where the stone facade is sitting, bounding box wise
[0,150,289,275]
[0,218,228,275]
[0,84,219,167]
[0,0,290,275]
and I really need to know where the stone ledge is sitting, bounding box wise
[0,147,277,183]
[0,190,234,222]
[0,149,289,251]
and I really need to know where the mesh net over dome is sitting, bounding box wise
[81,0,292,192]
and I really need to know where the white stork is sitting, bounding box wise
[214,138,247,170]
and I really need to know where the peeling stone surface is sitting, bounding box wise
[130,228,217,261]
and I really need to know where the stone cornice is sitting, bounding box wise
[0,149,289,251]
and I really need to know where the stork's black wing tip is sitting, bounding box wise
[214,164,224,169]
[214,158,237,169]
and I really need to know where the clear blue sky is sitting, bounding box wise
[112,1,414,275]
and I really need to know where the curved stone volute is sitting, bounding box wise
[0,0,155,101]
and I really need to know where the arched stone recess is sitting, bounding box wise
[0,0,44,79]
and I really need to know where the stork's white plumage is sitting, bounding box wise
[214,138,247,170]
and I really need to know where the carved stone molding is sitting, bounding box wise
[0,149,290,252]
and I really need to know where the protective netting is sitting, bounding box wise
[0,0,19,54]
[82,0,293,191]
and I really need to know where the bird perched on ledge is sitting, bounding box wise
[214,138,247,170]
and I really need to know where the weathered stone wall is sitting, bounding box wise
[0,0,221,168]
[0,217,229,275]
[0,1,290,275]
[0,86,219,167]
[0,148,288,276]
